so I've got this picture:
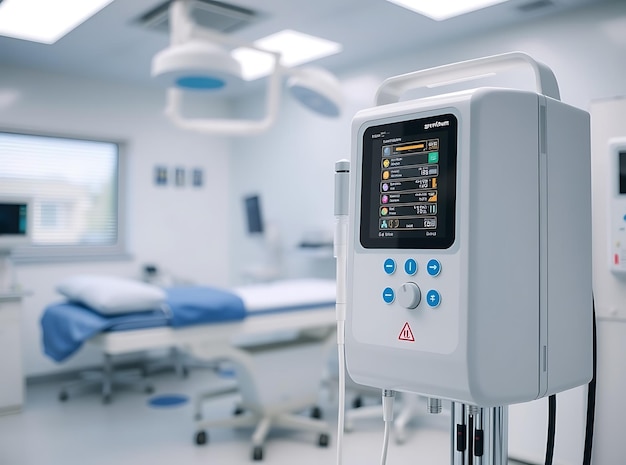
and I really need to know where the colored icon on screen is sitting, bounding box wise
[381,195,389,204]
[382,171,390,180]
[382,183,389,192]
[383,159,390,168]
[381,207,389,216]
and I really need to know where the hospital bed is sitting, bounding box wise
[41,277,336,459]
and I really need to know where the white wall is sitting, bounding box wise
[0,65,233,376]
[228,1,626,464]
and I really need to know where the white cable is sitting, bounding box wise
[380,390,395,465]
[333,160,349,465]
[336,333,346,465]
[380,420,392,465]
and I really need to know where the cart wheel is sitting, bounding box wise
[233,405,245,416]
[195,430,208,445]
[318,433,330,447]
[58,391,68,402]
[252,446,263,461]
[311,406,323,419]
[352,396,363,409]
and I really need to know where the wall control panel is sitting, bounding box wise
[608,138,626,273]
[350,112,461,356]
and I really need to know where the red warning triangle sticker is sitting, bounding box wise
[398,322,415,342]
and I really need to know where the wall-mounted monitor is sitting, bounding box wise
[244,194,264,235]
[0,197,32,253]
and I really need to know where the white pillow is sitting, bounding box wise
[56,275,167,315]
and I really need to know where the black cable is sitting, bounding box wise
[546,300,596,465]
[544,394,556,465]
[582,303,597,465]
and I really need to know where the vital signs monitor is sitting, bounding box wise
[344,52,593,409]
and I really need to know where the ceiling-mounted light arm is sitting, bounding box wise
[165,51,284,136]
[154,0,343,135]
[170,0,193,46]
[159,0,284,135]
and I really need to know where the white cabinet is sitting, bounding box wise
[0,294,24,414]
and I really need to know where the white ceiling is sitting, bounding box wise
[0,0,615,91]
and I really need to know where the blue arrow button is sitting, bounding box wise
[427,259,441,277]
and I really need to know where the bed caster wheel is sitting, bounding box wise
[311,406,323,419]
[195,430,208,445]
[352,397,363,409]
[145,385,154,395]
[318,433,330,447]
[252,445,263,461]
[102,394,112,405]
[58,391,68,402]
[233,405,245,416]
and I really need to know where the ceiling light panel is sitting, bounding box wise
[232,29,342,81]
[386,0,510,21]
[0,0,114,44]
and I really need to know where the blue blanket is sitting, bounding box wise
[42,286,246,362]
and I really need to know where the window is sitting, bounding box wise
[0,130,127,261]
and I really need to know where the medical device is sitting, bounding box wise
[0,196,31,291]
[607,138,626,274]
[0,196,31,253]
[340,52,593,464]
[244,195,264,235]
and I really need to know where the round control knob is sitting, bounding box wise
[397,282,421,309]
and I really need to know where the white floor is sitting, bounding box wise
[0,344,529,465]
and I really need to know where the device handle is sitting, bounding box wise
[375,51,560,105]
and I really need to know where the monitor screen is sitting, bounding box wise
[619,151,626,194]
[244,195,264,234]
[0,199,30,253]
[0,202,28,236]
[359,113,458,249]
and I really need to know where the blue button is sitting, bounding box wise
[382,287,395,304]
[426,259,441,277]
[426,290,441,308]
[404,259,417,276]
[384,258,396,275]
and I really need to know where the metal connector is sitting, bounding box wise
[427,397,442,414]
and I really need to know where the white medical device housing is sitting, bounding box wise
[607,138,626,274]
[345,56,592,407]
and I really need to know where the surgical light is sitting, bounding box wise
[287,67,343,118]
[152,39,243,90]
[385,0,510,21]
[151,0,344,136]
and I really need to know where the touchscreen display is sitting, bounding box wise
[360,114,457,249]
